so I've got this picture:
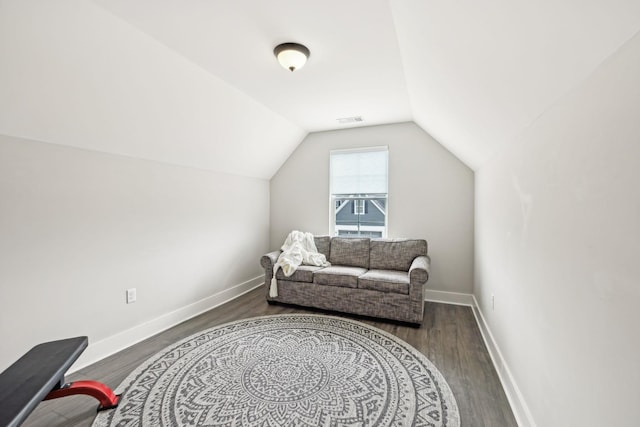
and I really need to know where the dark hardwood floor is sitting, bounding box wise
[22,287,517,426]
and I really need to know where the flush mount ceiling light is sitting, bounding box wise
[274,42,310,72]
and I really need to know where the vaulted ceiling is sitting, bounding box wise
[1,0,639,177]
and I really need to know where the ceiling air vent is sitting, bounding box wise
[337,116,363,124]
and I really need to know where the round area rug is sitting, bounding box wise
[93,314,459,426]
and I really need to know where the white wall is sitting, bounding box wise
[475,32,640,426]
[270,122,474,294]
[0,134,269,372]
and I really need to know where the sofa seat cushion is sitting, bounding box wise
[313,266,367,288]
[358,269,410,295]
[276,265,325,283]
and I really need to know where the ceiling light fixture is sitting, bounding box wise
[274,42,310,72]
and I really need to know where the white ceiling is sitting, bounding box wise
[392,0,640,168]
[2,0,640,176]
[93,0,413,132]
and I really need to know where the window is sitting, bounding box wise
[353,199,366,215]
[330,146,388,238]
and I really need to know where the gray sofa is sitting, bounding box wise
[261,236,430,325]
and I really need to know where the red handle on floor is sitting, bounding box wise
[44,380,120,410]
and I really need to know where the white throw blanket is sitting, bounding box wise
[269,231,330,297]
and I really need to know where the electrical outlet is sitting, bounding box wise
[491,294,495,311]
[126,288,137,304]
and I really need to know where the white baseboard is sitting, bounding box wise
[471,295,536,427]
[424,291,534,426]
[70,275,264,373]
[424,289,475,306]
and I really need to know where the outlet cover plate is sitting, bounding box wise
[126,288,137,304]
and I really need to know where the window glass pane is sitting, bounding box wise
[334,196,386,238]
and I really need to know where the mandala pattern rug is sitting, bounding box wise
[93,314,460,426]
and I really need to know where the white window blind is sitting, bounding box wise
[330,147,388,195]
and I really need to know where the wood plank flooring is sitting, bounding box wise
[21,287,517,426]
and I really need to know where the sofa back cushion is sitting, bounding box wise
[329,237,370,268]
[313,235,331,259]
[369,239,428,271]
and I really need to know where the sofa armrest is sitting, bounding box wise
[260,250,281,269]
[409,255,430,285]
